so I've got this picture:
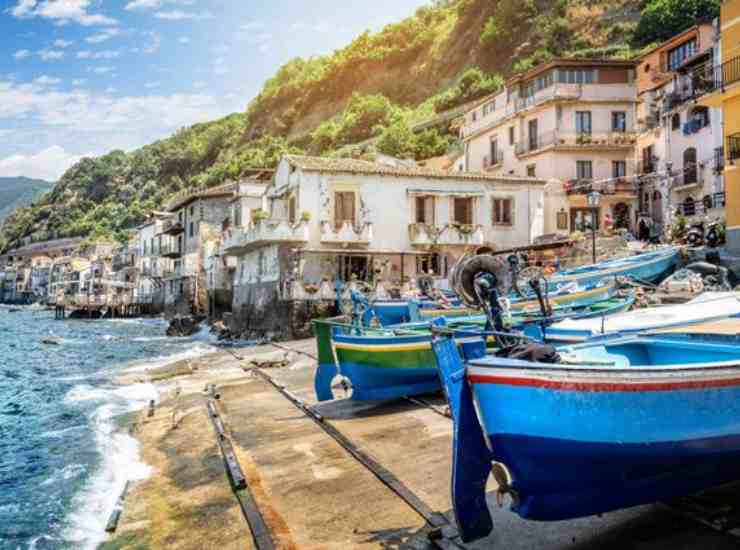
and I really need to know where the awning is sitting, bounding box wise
[407,189,484,197]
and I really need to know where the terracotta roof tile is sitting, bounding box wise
[283,155,544,184]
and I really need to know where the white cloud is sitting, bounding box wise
[291,22,332,34]
[125,0,194,10]
[13,50,31,60]
[77,50,120,59]
[71,78,88,86]
[89,66,114,74]
[154,10,213,21]
[85,28,120,44]
[53,39,73,48]
[38,49,65,61]
[7,0,117,26]
[177,36,191,44]
[0,145,86,181]
[129,32,160,54]
[33,75,61,86]
[193,80,206,89]
[144,81,161,89]
[105,87,117,94]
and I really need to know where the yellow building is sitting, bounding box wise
[697,0,740,252]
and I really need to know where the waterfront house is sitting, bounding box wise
[461,58,640,233]
[223,154,547,339]
[156,183,236,315]
[133,217,167,313]
[635,24,724,236]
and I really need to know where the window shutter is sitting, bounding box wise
[334,193,343,228]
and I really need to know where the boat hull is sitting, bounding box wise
[333,333,440,401]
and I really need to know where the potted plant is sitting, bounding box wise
[300,211,312,222]
[251,209,269,223]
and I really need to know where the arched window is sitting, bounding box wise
[683,195,696,217]
[684,148,697,184]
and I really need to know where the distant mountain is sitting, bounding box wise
[0,177,54,225]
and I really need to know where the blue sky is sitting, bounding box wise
[0,0,429,181]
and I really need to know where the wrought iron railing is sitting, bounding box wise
[728,133,740,162]
[675,193,726,217]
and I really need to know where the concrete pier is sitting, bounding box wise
[105,341,740,550]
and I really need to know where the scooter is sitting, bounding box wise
[706,220,725,248]
[686,221,705,247]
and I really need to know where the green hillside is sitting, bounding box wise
[0,0,720,252]
[0,177,53,226]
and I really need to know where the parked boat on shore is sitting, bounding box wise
[543,292,740,343]
[431,322,740,542]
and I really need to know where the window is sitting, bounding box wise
[509,127,515,145]
[556,210,569,231]
[528,119,539,150]
[334,191,356,230]
[415,196,435,224]
[693,107,710,128]
[612,161,627,178]
[611,112,627,132]
[189,205,194,217]
[189,222,194,238]
[558,69,595,84]
[489,138,499,166]
[453,197,473,225]
[471,110,477,123]
[576,160,593,180]
[667,39,697,71]
[684,148,697,184]
[571,208,599,232]
[576,111,592,134]
[526,164,536,177]
[492,198,513,226]
[672,113,681,131]
[234,203,242,227]
[288,196,296,223]
[521,71,554,98]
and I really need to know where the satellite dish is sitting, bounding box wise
[451,255,512,308]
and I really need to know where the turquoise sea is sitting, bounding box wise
[0,306,216,549]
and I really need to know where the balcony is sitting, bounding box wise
[409,224,486,248]
[672,169,704,191]
[515,130,636,156]
[160,245,182,259]
[565,178,637,198]
[461,82,636,139]
[637,159,659,175]
[320,221,373,247]
[483,151,503,170]
[693,56,740,106]
[222,220,309,255]
[161,220,184,236]
[112,253,134,272]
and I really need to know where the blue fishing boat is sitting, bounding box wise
[547,246,680,289]
[313,292,635,402]
[431,324,740,542]
[544,292,740,343]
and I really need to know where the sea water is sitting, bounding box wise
[0,306,216,549]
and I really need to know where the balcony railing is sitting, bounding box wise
[320,221,373,247]
[161,220,184,236]
[564,178,637,197]
[483,151,503,170]
[222,220,309,255]
[688,56,740,99]
[409,224,486,247]
[672,168,704,190]
[714,147,725,174]
[637,159,659,175]
[675,193,726,217]
[515,130,636,156]
[160,245,182,259]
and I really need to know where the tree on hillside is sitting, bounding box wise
[632,0,720,46]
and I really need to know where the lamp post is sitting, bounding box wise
[587,191,601,264]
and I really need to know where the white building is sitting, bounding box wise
[223,155,548,338]
[460,58,640,233]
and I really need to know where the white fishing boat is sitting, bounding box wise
[542,292,740,343]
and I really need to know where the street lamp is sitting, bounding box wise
[587,191,601,264]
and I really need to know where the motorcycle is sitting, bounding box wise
[706,220,726,248]
[686,221,705,247]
